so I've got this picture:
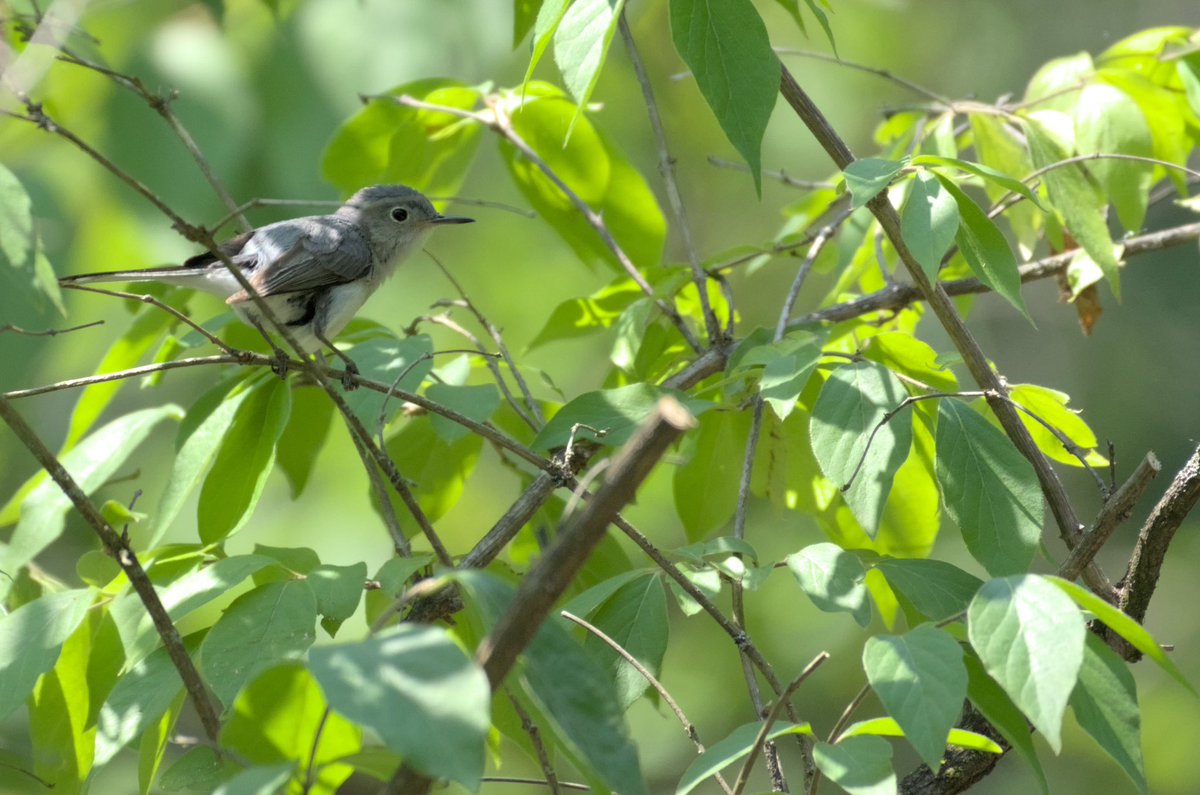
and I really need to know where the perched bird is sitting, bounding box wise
[60,185,473,386]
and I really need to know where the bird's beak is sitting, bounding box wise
[431,214,474,225]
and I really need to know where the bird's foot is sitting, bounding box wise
[339,358,360,391]
[269,347,290,380]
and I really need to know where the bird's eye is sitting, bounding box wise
[390,207,409,222]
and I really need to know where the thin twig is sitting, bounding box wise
[506,691,562,795]
[428,253,546,426]
[561,610,732,794]
[707,156,837,190]
[731,653,831,795]
[791,220,1200,326]
[0,319,104,336]
[619,10,720,344]
[55,47,252,232]
[59,282,237,354]
[775,48,953,106]
[1059,452,1160,581]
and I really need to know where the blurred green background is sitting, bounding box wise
[2,0,1198,793]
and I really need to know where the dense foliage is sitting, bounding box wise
[2,2,1199,794]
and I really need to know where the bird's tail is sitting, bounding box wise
[59,266,208,287]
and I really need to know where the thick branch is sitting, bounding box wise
[476,397,696,688]
[1117,445,1200,627]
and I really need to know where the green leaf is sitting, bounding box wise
[967,574,1086,752]
[424,383,502,443]
[677,721,813,795]
[553,0,627,114]
[384,418,483,523]
[1177,57,1200,118]
[735,329,825,420]
[842,158,906,208]
[1047,576,1193,694]
[66,305,176,447]
[933,174,1031,321]
[1001,384,1106,468]
[340,334,434,430]
[528,278,643,350]
[139,690,185,794]
[0,163,64,322]
[810,361,913,535]
[0,589,92,720]
[364,555,436,628]
[1024,115,1123,299]
[837,718,1003,754]
[275,385,335,498]
[533,383,706,450]
[309,562,368,637]
[152,379,252,544]
[580,573,669,709]
[873,558,983,622]
[95,633,203,765]
[911,155,1044,209]
[0,405,181,599]
[456,571,647,795]
[500,94,666,272]
[900,171,960,279]
[222,663,360,767]
[967,114,1042,255]
[213,763,295,795]
[1071,633,1147,791]
[159,746,226,791]
[935,399,1042,576]
[1023,52,1094,110]
[812,736,896,795]
[112,555,278,667]
[963,651,1048,792]
[522,0,572,88]
[1074,83,1153,232]
[199,580,318,708]
[863,625,967,770]
[670,0,780,194]
[513,0,544,46]
[197,377,292,543]
[787,542,871,627]
[28,617,92,791]
[322,80,482,197]
[673,409,749,540]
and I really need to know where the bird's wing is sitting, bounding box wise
[226,217,373,302]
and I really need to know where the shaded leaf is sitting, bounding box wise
[810,361,913,534]
[901,171,960,279]
[812,736,896,795]
[843,158,906,208]
[967,575,1085,752]
[678,721,813,795]
[935,399,1041,576]
[0,589,92,721]
[864,625,967,770]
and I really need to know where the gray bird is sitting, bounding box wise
[60,185,473,387]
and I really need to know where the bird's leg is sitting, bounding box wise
[315,328,359,391]
[248,318,292,380]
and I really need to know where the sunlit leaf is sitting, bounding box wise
[810,361,913,535]
[0,589,92,721]
[673,410,749,540]
[812,736,895,795]
[670,0,780,193]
